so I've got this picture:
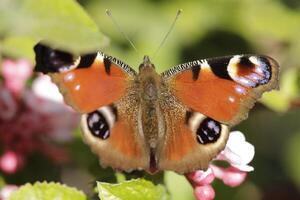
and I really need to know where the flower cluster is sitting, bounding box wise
[0,59,79,174]
[186,131,255,200]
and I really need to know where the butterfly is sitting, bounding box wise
[34,43,279,174]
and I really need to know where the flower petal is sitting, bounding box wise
[0,88,17,120]
[210,165,247,187]
[1,59,32,95]
[187,168,215,186]
[194,185,215,200]
[221,131,255,171]
[32,75,63,103]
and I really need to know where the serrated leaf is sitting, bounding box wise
[97,179,168,200]
[1,0,108,54]
[8,182,87,200]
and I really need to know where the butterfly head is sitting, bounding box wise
[139,55,155,72]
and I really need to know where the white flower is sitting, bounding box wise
[219,131,255,172]
[32,75,63,103]
[26,75,68,114]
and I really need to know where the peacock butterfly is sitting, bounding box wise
[34,43,279,174]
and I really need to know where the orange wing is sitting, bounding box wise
[81,102,149,171]
[162,55,279,125]
[157,55,279,174]
[34,43,148,171]
[34,43,136,113]
[157,90,229,174]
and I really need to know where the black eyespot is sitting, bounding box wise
[196,118,221,144]
[87,111,110,140]
[34,43,75,73]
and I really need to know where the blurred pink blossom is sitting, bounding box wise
[0,59,79,174]
[0,151,23,174]
[186,131,255,200]
[0,88,17,120]
[0,185,18,200]
[1,59,32,95]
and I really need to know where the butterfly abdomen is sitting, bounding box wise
[138,65,166,173]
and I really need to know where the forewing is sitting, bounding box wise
[162,55,279,125]
[34,43,136,113]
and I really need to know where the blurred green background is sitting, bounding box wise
[1,0,300,199]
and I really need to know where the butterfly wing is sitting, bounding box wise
[162,55,279,125]
[34,43,148,171]
[157,94,229,173]
[158,55,279,173]
[34,44,136,113]
[80,100,149,171]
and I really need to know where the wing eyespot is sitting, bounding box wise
[87,110,110,139]
[227,55,273,88]
[83,105,117,140]
[196,118,222,144]
[186,111,225,145]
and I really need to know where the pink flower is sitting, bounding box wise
[186,131,255,200]
[0,151,24,174]
[0,59,79,174]
[187,168,215,186]
[0,151,18,174]
[0,88,17,120]
[1,59,32,95]
[194,185,215,200]
[0,185,18,200]
[210,165,247,187]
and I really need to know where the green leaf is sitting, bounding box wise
[261,67,300,112]
[1,36,36,61]
[97,179,168,200]
[284,130,300,188]
[1,0,108,54]
[261,91,290,112]
[165,172,194,200]
[8,182,87,200]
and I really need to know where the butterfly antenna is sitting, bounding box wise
[106,9,139,53]
[152,9,182,59]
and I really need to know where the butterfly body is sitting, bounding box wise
[138,56,161,146]
[34,43,279,174]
